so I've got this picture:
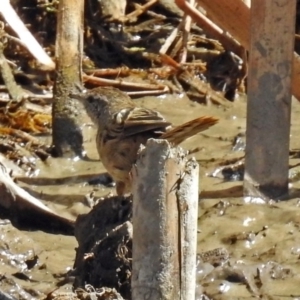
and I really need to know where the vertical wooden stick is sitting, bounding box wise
[244,0,296,199]
[177,158,199,300]
[132,139,199,300]
[52,0,84,157]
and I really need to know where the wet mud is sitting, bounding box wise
[1,93,300,299]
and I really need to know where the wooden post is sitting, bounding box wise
[131,139,199,300]
[244,0,296,199]
[52,0,84,157]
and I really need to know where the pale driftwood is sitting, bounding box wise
[0,160,74,226]
[244,0,295,199]
[159,22,181,55]
[132,139,199,300]
[0,0,55,69]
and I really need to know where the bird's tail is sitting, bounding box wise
[160,116,218,145]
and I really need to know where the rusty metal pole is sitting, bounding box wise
[244,0,296,199]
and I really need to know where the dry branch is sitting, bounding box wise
[83,73,170,93]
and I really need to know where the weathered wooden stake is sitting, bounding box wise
[52,0,84,157]
[132,139,199,300]
[244,0,296,199]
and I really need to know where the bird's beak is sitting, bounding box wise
[69,84,87,100]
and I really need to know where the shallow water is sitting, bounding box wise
[3,93,300,299]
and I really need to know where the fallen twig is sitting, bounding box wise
[160,22,181,55]
[83,74,170,92]
[124,0,159,22]
[84,66,176,79]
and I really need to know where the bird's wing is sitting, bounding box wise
[111,107,172,137]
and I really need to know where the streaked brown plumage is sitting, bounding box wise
[72,86,218,195]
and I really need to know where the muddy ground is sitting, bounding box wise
[1,92,300,299]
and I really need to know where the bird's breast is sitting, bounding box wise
[96,129,149,183]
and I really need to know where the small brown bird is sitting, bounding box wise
[72,87,218,196]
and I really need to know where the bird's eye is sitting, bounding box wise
[86,96,94,103]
